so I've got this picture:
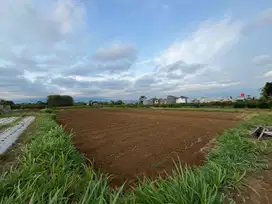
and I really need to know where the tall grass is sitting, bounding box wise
[0,114,122,204]
[0,113,272,203]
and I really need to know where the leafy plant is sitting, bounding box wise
[40,108,55,113]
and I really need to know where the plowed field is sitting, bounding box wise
[57,108,242,187]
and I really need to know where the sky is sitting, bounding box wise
[0,0,272,101]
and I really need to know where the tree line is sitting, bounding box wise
[1,82,271,110]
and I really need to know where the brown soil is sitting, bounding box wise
[57,108,241,188]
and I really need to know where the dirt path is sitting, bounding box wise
[57,109,241,188]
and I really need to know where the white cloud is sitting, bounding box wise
[161,4,169,10]
[158,17,242,66]
[94,43,137,61]
[52,0,86,34]
[135,16,244,94]
[252,54,272,65]
[263,70,272,77]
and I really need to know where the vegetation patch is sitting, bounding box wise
[0,113,272,203]
[40,108,55,114]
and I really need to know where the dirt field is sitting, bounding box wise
[57,108,242,188]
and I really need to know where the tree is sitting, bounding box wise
[261,82,272,100]
[139,96,147,104]
[47,95,74,107]
[0,99,15,109]
[0,99,14,106]
[36,101,46,109]
[75,102,86,106]
[115,100,124,105]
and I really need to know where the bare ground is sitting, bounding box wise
[57,109,241,188]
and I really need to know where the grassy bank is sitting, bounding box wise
[0,113,272,203]
[0,114,122,203]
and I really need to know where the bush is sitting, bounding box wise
[257,101,271,109]
[40,108,55,113]
[246,102,257,108]
[233,102,246,108]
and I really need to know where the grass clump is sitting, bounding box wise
[40,108,55,113]
[0,113,272,203]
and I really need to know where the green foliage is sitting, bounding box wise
[47,95,74,108]
[246,101,257,108]
[0,114,121,204]
[110,100,125,105]
[0,99,15,109]
[257,101,271,109]
[0,99,14,106]
[40,108,55,113]
[261,82,272,100]
[14,101,47,110]
[233,102,246,108]
[75,102,87,106]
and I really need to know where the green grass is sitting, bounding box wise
[0,113,272,203]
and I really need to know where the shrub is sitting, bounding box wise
[246,102,257,108]
[234,102,246,108]
[40,108,55,113]
[257,101,271,109]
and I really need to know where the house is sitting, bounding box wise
[176,96,189,104]
[159,98,167,104]
[167,95,177,104]
[235,96,245,102]
[88,101,99,106]
[143,97,163,105]
[143,99,153,105]
[191,98,200,103]
[220,97,233,102]
[152,98,159,105]
[198,97,216,103]
[167,95,189,104]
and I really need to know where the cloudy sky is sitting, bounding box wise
[0,0,272,101]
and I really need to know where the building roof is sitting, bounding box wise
[167,95,178,99]
[179,96,188,99]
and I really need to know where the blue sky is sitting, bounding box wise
[0,0,272,101]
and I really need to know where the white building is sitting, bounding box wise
[176,96,189,104]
